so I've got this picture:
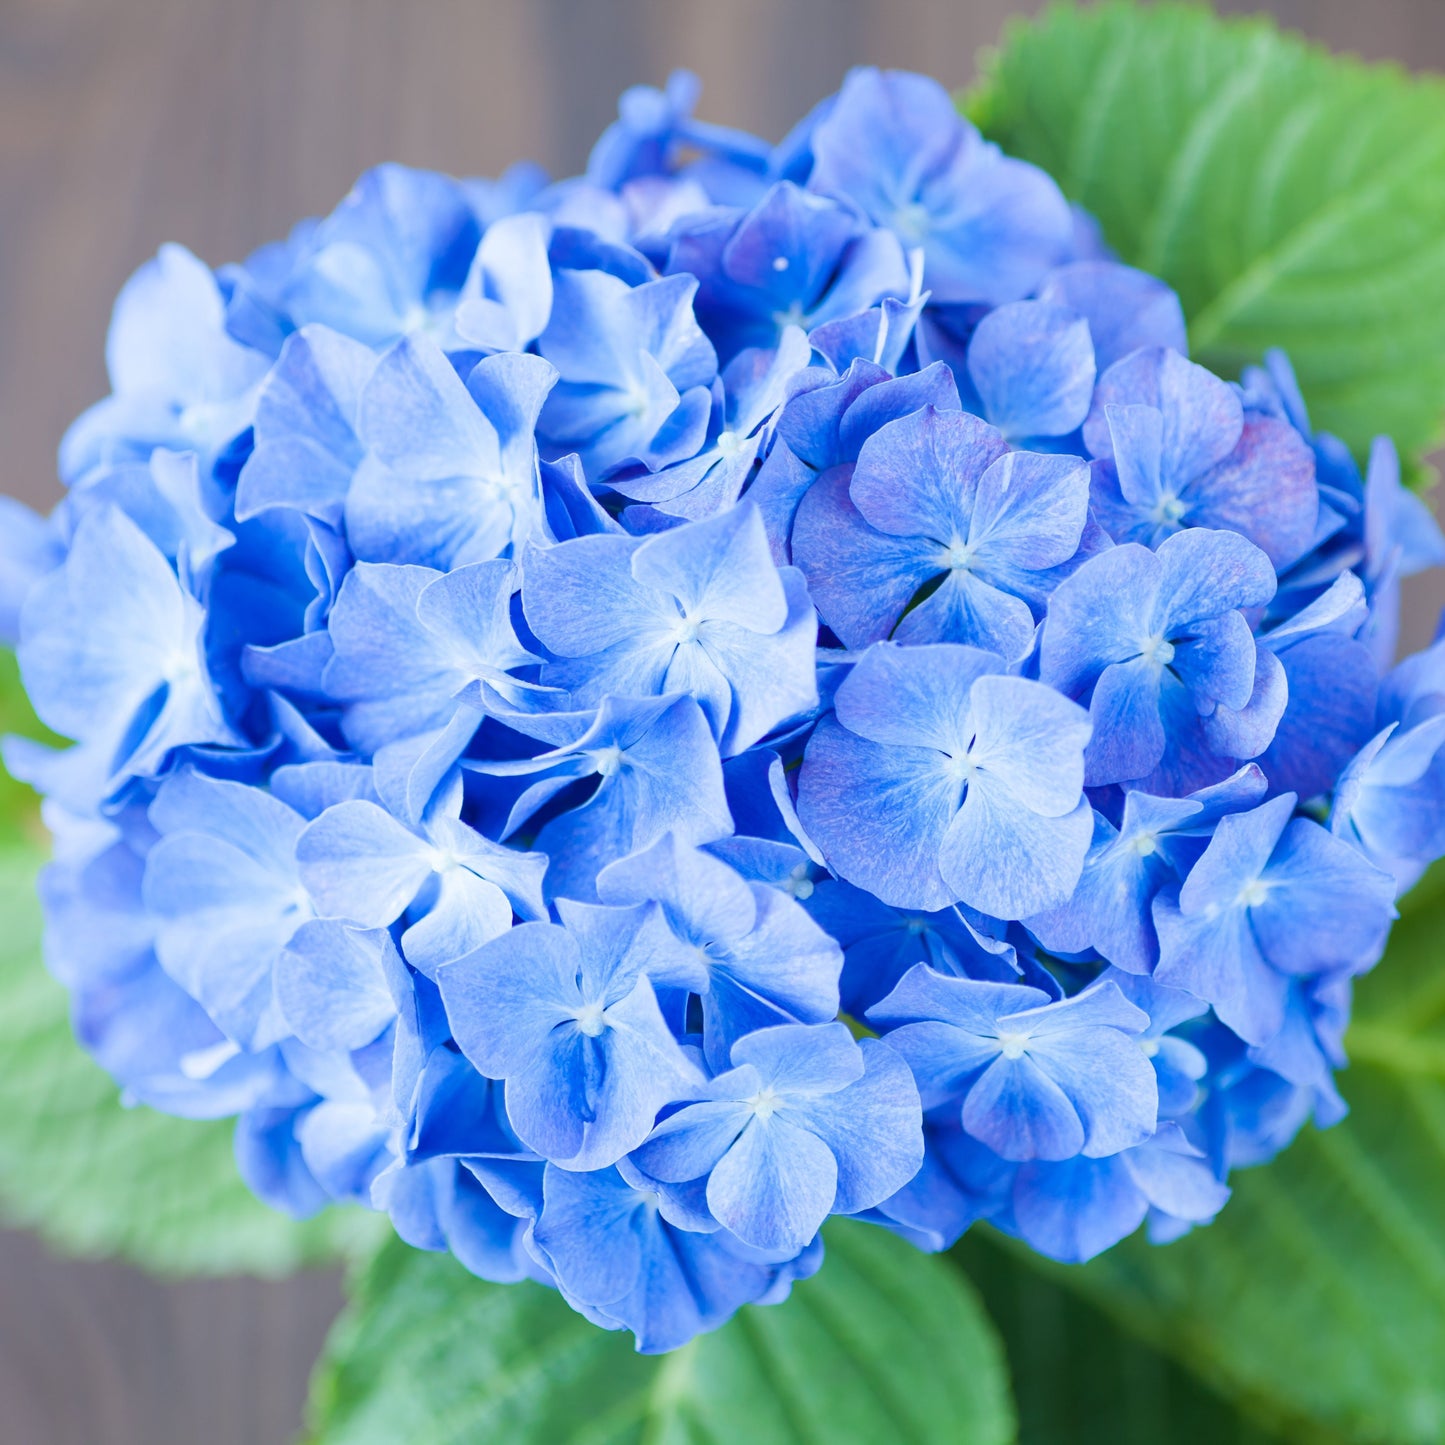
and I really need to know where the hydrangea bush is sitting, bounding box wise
[7,65,1445,1353]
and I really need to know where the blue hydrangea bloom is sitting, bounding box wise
[597,834,843,1070]
[296,776,548,977]
[1039,527,1280,790]
[438,900,704,1169]
[61,243,269,483]
[870,968,1156,1162]
[18,505,243,793]
[1026,764,1267,973]
[537,270,716,480]
[797,642,1093,916]
[323,558,537,754]
[1154,794,1396,1044]
[521,502,818,755]
[666,181,912,365]
[793,405,1092,657]
[8,66,1444,1352]
[804,69,1072,304]
[467,693,733,901]
[276,163,481,348]
[1084,347,1319,571]
[347,339,557,568]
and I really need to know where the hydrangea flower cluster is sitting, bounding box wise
[7,67,1445,1351]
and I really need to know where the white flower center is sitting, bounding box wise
[673,616,701,644]
[1140,635,1176,667]
[625,380,653,418]
[893,202,932,245]
[940,540,976,573]
[997,1032,1030,1061]
[1131,832,1159,858]
[771,300,807,331]
[716,429,741,456]
[750,1086,782,1120]
[772,255,790,272]
[1153,492,1188,526]
[575,1001,607,1037]
[943,752,977,785]
[592,744,625,778]
[1237,878,1271,909]
[786,863,814,901]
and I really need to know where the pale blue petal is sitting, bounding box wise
[850,406,1007,542]
[296,800,434,926]
[632,1099,753,1183]
[1037,262,1186,372]
[963,1055,1085,1161]
[796,717,960,911]
[401,867,514,976]
[966,674,1091,815]
[941,779,1092,918]
[276,920,403,1051]
[1252,819,1396,975]
[1011,1153,1146,1263]
[706,1114,836,1251]
[1153,889,1287,1046]
[833,640,999,754]
[798,1038,923,1213]
[791,466,938,649]
[967,300,1095,440]
[1082,657,1166,786]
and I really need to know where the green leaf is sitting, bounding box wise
[956,1232,1284,1445]
[306,1219,1015,1444]
[970,2,1445,472]
[0,842,385,1275]
[972,865,1445,1444]
[0,647,61,842]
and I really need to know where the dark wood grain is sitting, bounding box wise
[4,4,1445,1441]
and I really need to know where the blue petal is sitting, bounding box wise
[1037,261,1187,372]
[236,325,373,525]
[850,406,1008,544]
[807,69,1070,303]
[963,1055,1085,1161]
[798,1037,924,1213]
[791,466,937,648]
[797,716,960,911]
[967,300,1095,440]
[296,799,434,926]
[1252,818,1396,974]
[706,1113,837,1251]
[1011,1153,1146,1263]
[1153,887,1287,1046]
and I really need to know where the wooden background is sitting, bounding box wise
[4,2,1445,1440]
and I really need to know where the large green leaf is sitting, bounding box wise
[956,1233,1282,1445]
[966,865,1445,1444]
[970,2,1445,471]
[306,1219,1015,1445]
[0,843,384,1275]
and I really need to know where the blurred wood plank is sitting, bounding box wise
[0,1232,342,1445]
[3,4,1445,1442]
